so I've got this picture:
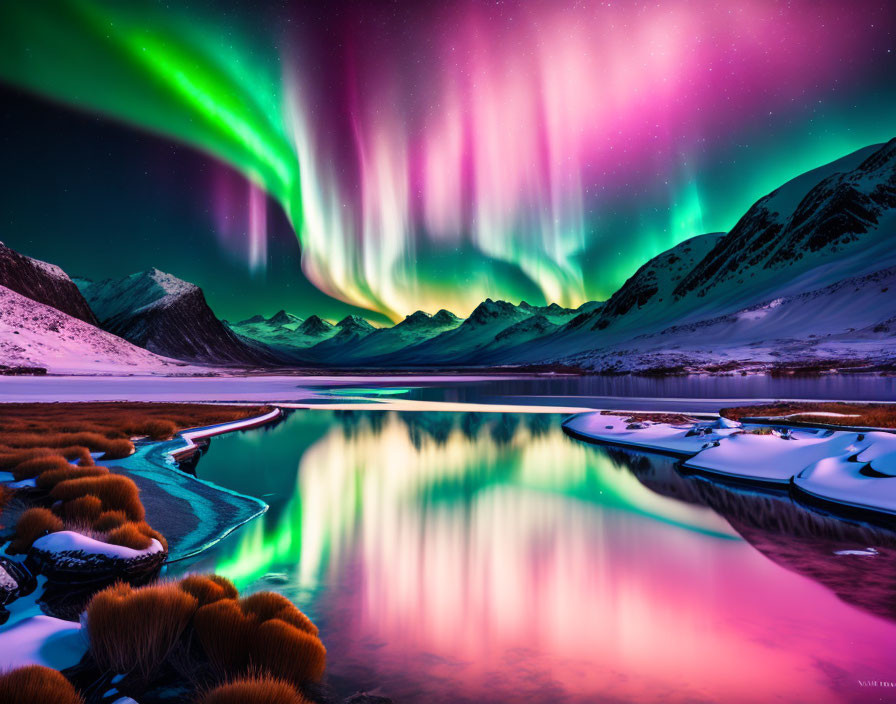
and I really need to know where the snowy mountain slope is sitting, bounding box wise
[674,141,895,303]
[556,266,896,373]
[306,315,377,359]
[78,269,278,366]
[0,242,98,324]
[0,284,196,374]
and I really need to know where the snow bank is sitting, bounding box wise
[855,432,896,476]
[0,615,85,670]
[566,411,896,516]
[794,433,896,514]
[682,429,862,484]
[31,531,164,560]
[562,412,740,455]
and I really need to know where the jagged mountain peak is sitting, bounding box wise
[240,314,266,325]
[298,315,334,335]
[336,315,375,331]
[432,309,460,325]
[268,309,300,326]
[467,298,521,325]
[399,310,432,326]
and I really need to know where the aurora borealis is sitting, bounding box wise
[1,0,894,321]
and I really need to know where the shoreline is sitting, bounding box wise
[563,410,896,524]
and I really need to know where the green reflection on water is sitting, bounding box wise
[204,411,735,589]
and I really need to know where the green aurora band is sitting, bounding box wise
[1,0,894,319]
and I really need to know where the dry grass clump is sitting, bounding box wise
[0,402,272,557]
[194,598,257,676]
[720,402,896,429]
[241,592,319,636]
[180,574,239,606]
[199,675,310,704]
[0,665,84,704]
[194,589,325,685]
[92,510,129,532]
[9,508,63,554]
[81,578,323,696]
[35,465,109,491]
[59,495,104,524]
[11,455,75,481]
[105,523,154,551]
[250,619,327,686]
[51,475,145,521]
[86,582,199,680]
[0,402,272,441]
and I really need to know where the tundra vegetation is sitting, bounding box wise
[0,403,324,703]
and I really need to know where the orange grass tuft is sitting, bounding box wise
[132,419,178,440]
[194,598,256,677]
[50,475,145,521]
[59,495,104,524]
[34,465,109,491]
[133,521,168,552]
[92,510,129,532]
[11,455,73,481]
[199,675,309,704]
[86,582,198,679]
[249,619,327,685]
[10,507,63,553]
[179,574,238,606]
[99,438,134,460]
[241,592,319,636]
[0,665,84,704]
[104,523,154,551]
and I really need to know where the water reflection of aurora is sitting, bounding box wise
[212,411,735,587]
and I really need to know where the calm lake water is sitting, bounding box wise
[173,407,896,704]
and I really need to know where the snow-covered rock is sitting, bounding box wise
[30,531,166,582]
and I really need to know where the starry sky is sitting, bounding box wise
[0,0,894,323]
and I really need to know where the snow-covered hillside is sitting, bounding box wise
[0,242,98,324]
[0,284,195,375]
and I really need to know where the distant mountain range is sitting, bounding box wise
[1,138,895,374]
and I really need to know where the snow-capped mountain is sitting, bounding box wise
[0,242,98,325]
[535,138,896,372]
[226,310,304,347]
[77,269,277,366]
[0,284,195,375]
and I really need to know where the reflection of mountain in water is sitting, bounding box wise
[334,410,552,448]
[608,446,896,624]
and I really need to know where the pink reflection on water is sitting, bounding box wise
[317,489,896,703]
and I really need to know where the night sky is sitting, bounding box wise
[0,0,894,323]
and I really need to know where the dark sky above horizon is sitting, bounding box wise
[1,0,894,323]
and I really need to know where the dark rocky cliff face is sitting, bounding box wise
[102,286,278,366]
[0,242,98,325]
[673,139,896,299]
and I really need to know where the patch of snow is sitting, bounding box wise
[683,429,862,484]
[855,432,896,476]
[31,531,164,560]
[563,413,740,455]
[0,615,85,670]
[794,449,896,515]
